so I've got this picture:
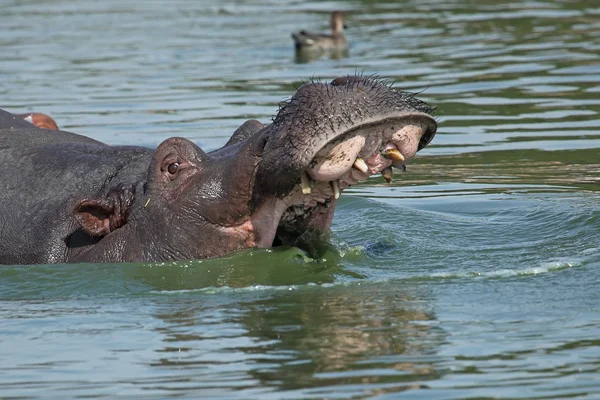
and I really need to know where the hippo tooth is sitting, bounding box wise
[381,166,393,183]
[301,171,312,194]
[330,180,340,200]
[381,147,405,163]
[353,157,369,173]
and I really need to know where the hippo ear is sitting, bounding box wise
[73,184,136,237]
[224,120,265,147]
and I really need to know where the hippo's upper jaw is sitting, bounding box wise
[225,76,437,254]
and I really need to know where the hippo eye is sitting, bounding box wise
[167,162,180,175]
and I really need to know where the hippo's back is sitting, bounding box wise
[0,109,104,149]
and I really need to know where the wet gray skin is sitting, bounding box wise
[0,75,436,264]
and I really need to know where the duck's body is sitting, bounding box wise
[292,11,347,51]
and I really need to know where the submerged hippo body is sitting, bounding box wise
[0,76,436,265]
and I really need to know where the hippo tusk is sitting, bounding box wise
[330,180,340,199]
[300,171,312,194]
[381,147,405,163]
[381,166,393,183]
[353,157,369,173]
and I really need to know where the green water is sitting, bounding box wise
[1,0,600,398]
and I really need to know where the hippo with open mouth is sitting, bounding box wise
[0,75,436,265]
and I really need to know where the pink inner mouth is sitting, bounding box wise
[304,122,424,195]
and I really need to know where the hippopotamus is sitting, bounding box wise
[0,75,436,265]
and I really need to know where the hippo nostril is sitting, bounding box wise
[418,128,435,151]
[330,76,365,87]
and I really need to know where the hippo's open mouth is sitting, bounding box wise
[210,76,437,258]
[251,112,436,252]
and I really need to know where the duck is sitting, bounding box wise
[292,11,347,51]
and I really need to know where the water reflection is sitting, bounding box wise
[294,47,349,64]
[405,148,600,192]
[150,284,443,395]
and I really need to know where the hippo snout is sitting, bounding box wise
[245,75,437,251]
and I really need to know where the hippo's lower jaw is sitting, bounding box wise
[248,114,436,252]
